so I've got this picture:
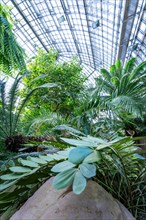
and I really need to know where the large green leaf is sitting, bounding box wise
[80,163,96,178]
[57,148,74,158]
[39,155,54,162]
[49,153,67,160]
[29,157,47,164]
[81,136,106,144]
[68,147,93,164]
[83,151,101,163]
[53,168,76,189]
[51,161,76,173]
[36,83,57,89]
[9,166,32,173]
[30,74,47,83]
[0,174,25,180]
[20,159,39,168]
[0,181,17,191]
[61,138,97,147]
[73,170,86,195]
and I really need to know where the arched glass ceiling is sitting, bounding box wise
[2,0,146,85]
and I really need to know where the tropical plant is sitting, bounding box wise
[0,72,57,149]
[51,135,146,219]
[23,49,86,116]
[82,58,146,136]
[19,108,76,136]
[0,132,145,219]
[0,3,26,74]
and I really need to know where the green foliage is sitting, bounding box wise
[23,49,86,116]
[68,147,93,164]
[53,168,76,190]
[0,73,57,141]
[0,3,26,74]
[0,132,145,219]
[80,58,146,136]
[19,108,75,136]
[95,58,146,117]
[79,163,96,178]
[73,170,86,194]
[51,161,76,173]
[51,133,146,219]
[0,147,72,219]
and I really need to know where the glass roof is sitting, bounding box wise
[2,0,146,85]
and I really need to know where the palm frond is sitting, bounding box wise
[124,58,136,74]
[100,68,112,81]
[111,95,143,118]
[115,60,123,78]
[130,60,146,81]
[0,80,9,133]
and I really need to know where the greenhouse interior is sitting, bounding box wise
[0,0,146,219]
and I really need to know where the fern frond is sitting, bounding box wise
[0,3,26,74]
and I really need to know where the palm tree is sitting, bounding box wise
[0,3,26,74]
[85,58,146,135]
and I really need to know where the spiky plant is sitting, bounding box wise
[0,72,57,151]
[0,3,26,74]
[80,58,146,136]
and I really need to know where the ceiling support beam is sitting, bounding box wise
[60,0,82,62]
[11,0,49,52]
[82,0,96,70]
[117,0,139,62]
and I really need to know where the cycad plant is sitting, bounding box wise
[0,3,26,74]
[0,72,57,150]
[0,132,145,219]
[85,58,146,135]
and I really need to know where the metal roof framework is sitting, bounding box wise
[2,0,146,85]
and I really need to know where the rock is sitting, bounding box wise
[10,177,135,220]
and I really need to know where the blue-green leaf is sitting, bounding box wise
[49,153,67,160]
[68,147,93,164]
[134,154,146,160]
[0,181,17,191]
[39,155,54,162]
[61,138,97,147]
[0,173,25,180]
[80,163,96,178]
[73,170,86,195]
[82,136,106,144]
[53,168,76,189]
[8,160,15,166]
[1,164,7,171]
[9,166,31,173]
[51,161,76,173]
[20,159,39,168]
[83,151,101,163]
[30,157,47,164]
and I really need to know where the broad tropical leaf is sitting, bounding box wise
[79,163,96,178]
[68,147,93,164]
[73,170,86,194]
[53,168,76,189]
